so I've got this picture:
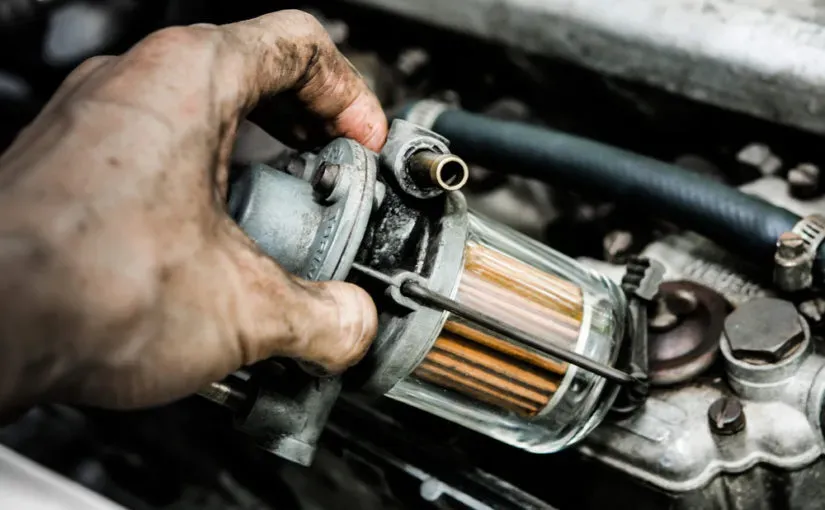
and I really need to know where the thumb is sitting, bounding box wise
[288,280,379,373]
[220,222,378,374]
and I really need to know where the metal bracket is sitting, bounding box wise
[611,257,665,414]
[351,264,426,312]
[196,367,342,467]
[352,263,643,387]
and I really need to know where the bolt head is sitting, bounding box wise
[776,231,806,259]
[707,397,746,435]
[724,298,805,363]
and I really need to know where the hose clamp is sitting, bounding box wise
[773,214,825,291]
[405,99,452,130]
[792,214,825,258]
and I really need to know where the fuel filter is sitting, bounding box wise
[217,119,640,465]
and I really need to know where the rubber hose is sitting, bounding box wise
[399,104,811,270]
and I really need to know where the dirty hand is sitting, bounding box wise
[0,10,386,411]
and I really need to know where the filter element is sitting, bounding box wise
[415,241,579,417]
[388,212,627,453]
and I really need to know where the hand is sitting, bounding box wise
[0,10,386,411]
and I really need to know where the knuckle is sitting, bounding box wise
[78,55,114,71]
[277,9,325,33]
[144,25,201,47]
[190,22,220,30]
[64,55,113,83]
[135,25,221,60]
[270,9,332,46]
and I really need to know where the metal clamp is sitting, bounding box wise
[352,263,642,387]
[772,214,825,291]
[351,264,425,312]
[792,214,825,257]
[611,257,665,414]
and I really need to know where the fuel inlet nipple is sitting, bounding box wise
[381,118,468,199]
[408,150,469,192]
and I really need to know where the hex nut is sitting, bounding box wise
[724,298,805,363]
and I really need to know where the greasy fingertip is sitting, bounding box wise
[334,92,388,152]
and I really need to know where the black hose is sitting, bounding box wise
[399,104,818,273]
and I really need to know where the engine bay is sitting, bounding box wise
[2,2,825,509]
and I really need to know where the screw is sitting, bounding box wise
[311,162,341,198]
[788,163,821,200]
[603,230,634,264]
[707,397,746,435]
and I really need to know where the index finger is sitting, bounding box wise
[221,10,388,151]
[87,10,388,152]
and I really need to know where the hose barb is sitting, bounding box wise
[408,150,469,192]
